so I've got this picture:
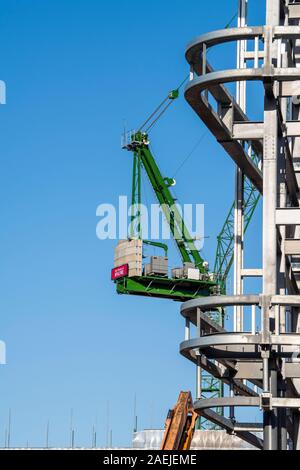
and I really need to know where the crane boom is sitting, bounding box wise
[127,131,206,272]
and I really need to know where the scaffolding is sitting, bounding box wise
[182,0,300,450]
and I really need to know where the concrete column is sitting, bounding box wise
[293,414,300,450]
[262,0,281,451]
[234,0,247,333]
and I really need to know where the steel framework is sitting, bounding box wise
[183,0,300,450]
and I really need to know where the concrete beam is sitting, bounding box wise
[285,240,300,256]
[232,122,264,140]
[241,269,263,278]
[288,4,300,20]
[276,209,300,226]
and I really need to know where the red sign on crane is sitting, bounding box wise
[111,264,129,281]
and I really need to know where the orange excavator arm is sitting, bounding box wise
[161,392,198,451]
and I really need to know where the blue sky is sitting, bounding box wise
[0,0,266,448]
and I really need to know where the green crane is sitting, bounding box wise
[113,87,261,432]
[112,10,260,431]
[128,130,207,272]
[115,125,219,302]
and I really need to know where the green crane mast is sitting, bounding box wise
[128,131,207,273]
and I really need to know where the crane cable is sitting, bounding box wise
[224,12,238,29]
[171,12,238,177]
[138,95,170,133]
[172,132,207,179]
[138,76,189,134]
[138,11,237,135]
[144,99,175,134]
[137,11,238,172]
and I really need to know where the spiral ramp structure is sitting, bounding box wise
[182,0,300,450]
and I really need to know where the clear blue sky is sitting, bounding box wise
[0,0,266,448]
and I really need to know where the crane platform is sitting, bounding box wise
[115,274,218,302]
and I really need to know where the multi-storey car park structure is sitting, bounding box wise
[182,0,300,451]
[113,0,300,451]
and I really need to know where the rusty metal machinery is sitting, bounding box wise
[161,392,197,451]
